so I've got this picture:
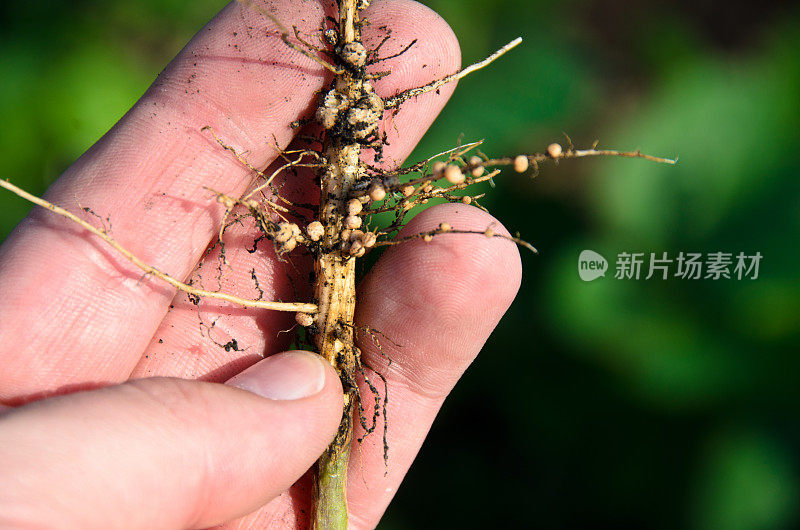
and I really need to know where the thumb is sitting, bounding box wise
[0,350,343,529]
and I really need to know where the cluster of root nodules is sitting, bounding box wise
[208,1,675,468]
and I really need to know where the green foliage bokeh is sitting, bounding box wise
[2,0,799,528]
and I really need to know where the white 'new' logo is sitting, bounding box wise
[578,250,607,281]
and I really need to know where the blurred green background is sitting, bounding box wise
[2,0,799,528]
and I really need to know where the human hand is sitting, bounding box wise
[0,0,520,528]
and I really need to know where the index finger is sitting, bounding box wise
[0,0,334,402]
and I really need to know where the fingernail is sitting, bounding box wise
[226,351,326,400]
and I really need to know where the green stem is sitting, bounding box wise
[313,442,352,529]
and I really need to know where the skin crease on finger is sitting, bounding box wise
[0,0,525,528]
